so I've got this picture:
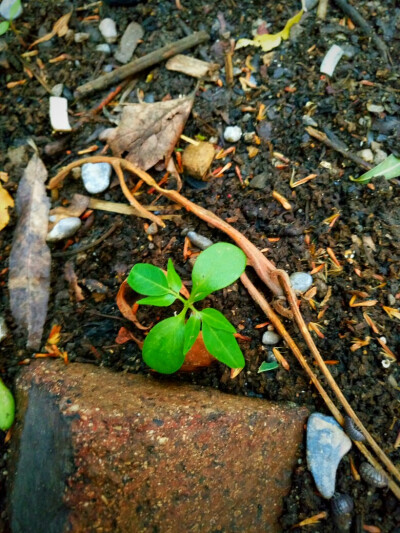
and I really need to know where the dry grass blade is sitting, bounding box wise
[9,155,51,349]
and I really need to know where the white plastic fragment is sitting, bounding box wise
[0,0,23,20]
[99,18,118,44]
[82,162,112,194]
[49,96,72,132]
[262,331,281,345]
[289,272,313,293]
[224,126,242,143]
[46,217,82,242]
[320,45,344,76]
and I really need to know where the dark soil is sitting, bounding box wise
[1,0,400,531]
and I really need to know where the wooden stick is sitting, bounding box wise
[75,31,210,98]
[305,126,373,170]
[332,0,391,64]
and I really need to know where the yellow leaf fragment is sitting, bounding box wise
[0,182,14,231]
[236,10,303,52]
[291,511,327,528]
[383,306,400,321]
[29,11,72,48]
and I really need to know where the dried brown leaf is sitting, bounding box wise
[50,193,90,224]
[29,11,72,48]
[9,155,51,349]
[108,94,194,170]
[64,261,85,302]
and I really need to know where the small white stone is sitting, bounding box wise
[357,149,374,163]
[373,149,388,165]
[82,162,112,194]
[320,45,344,76]
[0,316,8,343]
[99,18,118,44]
[49,96,72,132]
[224,126,242,143]
[262,331,281,345]
[74,32,90,43]
[289,272,313,292]
[367,103,384,114]
[50,83,64,97]
[95,43,111,54]
[47,217,81,242]
[0,0,23,20]
[114,21,144,64]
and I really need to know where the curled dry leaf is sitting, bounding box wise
[64,261,85,303]
[29,11,72,49]
[116,280,152,330]
[108,94,194,170]
[49,193,90,225]
[9,155,51,350]
[0,182,14,231]
[115,326,143,348]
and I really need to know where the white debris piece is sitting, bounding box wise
[262,331,281,345]
[320,45,344,76]
[289,272,313,292]
[46,217,82,242]
[82,162,112,194]
[114,22,144,64]
[99,18,118,43]
[49,96,72,132]
[224,126,242,143]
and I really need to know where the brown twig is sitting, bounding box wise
[75,31,210,98]
[332,0,391,64]
[305,126,373,170]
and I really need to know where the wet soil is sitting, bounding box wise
[1,0,400,531]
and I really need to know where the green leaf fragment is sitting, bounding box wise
[200,308,236,333]
[9,0,21,20]
[202,322,245,369]
[167,258,182,293]
[136,294,176,307]
[0,21,10,35]
[258,361,279,373]
[191,243,246,302]
[352,154,400,183]
[0,379,15,431]
[142,314,186,374]
[127,263,170,296]
[183,314,201,354]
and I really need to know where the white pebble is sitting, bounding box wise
[47,217,81,242]
[357,149,374,163]
[49,96,72,132]
[74,32,90,43]
[114,21,144,64]
[289,272,313,292]
[82,162,112,194]
[367,103,384,114]
[320,45,344,76]
[262,331,281,345]
[0,0,23,20]
[95,43,111,54]
[50,83,64,97]
[224,126,242,143]
[99,18,118,44]
[0,316,8,343]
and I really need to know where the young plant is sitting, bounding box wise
[351,154,400,184]
[127,242,247,374]
[0,0,22,36]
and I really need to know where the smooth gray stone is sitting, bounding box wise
[307,413,352,499]
[262,331,280,345]
[249,172,268,189]
[114,22,144,64]
[289,272,313,292]
[82,162,112,194]
[46,217,82,242]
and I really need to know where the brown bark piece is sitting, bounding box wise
[10,361,308,533]
[108,95,194,170]
[182,141,215,180]
[166,54,219,79]
[8,155,51,350]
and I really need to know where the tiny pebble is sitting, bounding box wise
[74,32,90,43]
[367,103,384,114]
[50,83,64,97]
[388,294,396,306]
[357,149,374,163]
[224,126,242,143]
[187,231,213,250]
[46,217,82,242]
[0,0,23,19]
[373,149,388,165]
[82,162,112,194]
[95,43,111,54]
[99,18,118,43]
[303,0,318,10]
[289,272,313,292]
[262,331,280,345]
[71,167,82,180]
[145,222,158,236]
[114,21,144,64]
[0,316,8,343]
[302,115,318,127]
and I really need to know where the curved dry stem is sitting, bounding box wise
[275,269,400,486]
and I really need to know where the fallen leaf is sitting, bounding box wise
[49,193,90,224]
[352,154,400,183]
[115,326,143,348]
[9,155,51,349]
[108,94,194,170]
[116,280,152,330]
[236,10,303,52]
[166,54,219,79]
[29,11,72,48]
[0,182,14,231]
[64,261,85,302]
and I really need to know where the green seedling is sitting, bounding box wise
[127,242,247,374]
[351,154,400,184]
[258,361,279,373]
[0,378,15,431]
[0,0,22,36]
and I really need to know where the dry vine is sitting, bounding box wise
[49,156,400,499]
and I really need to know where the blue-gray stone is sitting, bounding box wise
[289,272,313,292]
[307,413,352,499]
[82,162,112,194]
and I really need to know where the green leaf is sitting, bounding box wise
[352,154,400,183]
[9,0,21,20]
[202,323,245,369]
[200,308,236,333]
[127,263,170,296]
[137,294,176,307]
[142,315,186,374]
[183,314,201,354]
[167,258,182,293]
[0,21,10,35]
[258,361,279,373]
[0,378,15,431]
[191,243,246,302]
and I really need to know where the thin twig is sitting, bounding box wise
[305,126,373,170]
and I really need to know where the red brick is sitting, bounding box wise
[10,361,308,533]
